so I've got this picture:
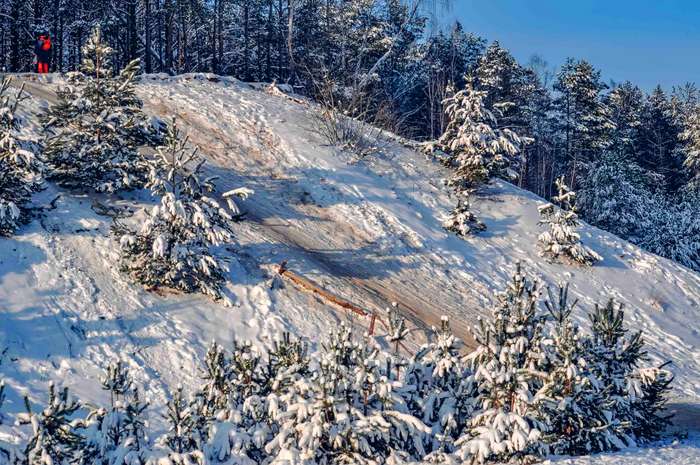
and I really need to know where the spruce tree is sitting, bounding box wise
[578,153,654,240]
[117,123,252,302]
[680,108,700,185]
[552,59,614,188]
[586,299,646,450]
[43,26,162,193]
[456,264,548,464]
[0,78,42,236]
[538,177,602,265]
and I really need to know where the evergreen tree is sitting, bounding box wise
[266,324,429,464]
[578,153,654,241]
[18,384,83,465]
[79,362,150,465]
[680,108,700,185]
[584,299,644,450]
[43,26,162,193]
[117,123,252,302]
[534,285,615,454]
[553,59,614,188]
[442,197,486,237]
[438,80,527,236]
[404,317,476,454]
[0,78,42,236]
[538,177,602,265]
[637,86,684,191]
[439,81,527,190]
[456,264,548,464]
[639,193,700,272]
[606,82,644,161]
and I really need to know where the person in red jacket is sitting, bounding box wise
[34,33,52,74]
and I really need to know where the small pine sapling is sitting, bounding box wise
[404,316,476,455]
[118,123,252,302]
[442,195,486,237]
[535,285,613,455]
[457,263,548,464]
[538,177,602,265]
[79,362,150,465]
[18,384,83,465]
[43,26,162,193]
[0,78,42,236]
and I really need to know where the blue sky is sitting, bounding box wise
[446,0,700,91]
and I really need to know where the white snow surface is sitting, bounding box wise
[0,73,699,462]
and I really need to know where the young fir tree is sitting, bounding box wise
[78,362,150,465]
[18,384,83,465]
[438,80,527,236]
[43,26,162,193]
[0,78,42,236]
[118,123,252,302]
[538,177,602,265]
[456,264,548,464]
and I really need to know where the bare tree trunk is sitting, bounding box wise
[144,0,153,73]
[286,0,295,84]
[165,0,174,72]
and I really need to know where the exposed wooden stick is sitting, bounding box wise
[277,260,370,318]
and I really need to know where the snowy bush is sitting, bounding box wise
[0,78,42,236]
[43,26,163,193]
[538,177,602,265]
[117,123,252,302]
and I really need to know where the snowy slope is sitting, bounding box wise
[0,73,699,461]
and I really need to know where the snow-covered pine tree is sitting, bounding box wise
[43,26,162,193]
[534,285,615,455]
[18,384,83,465]
[628,363,673,443]
[456,263,548,464]
[438,80,528,236]
[118,123,252,302]
[162,386,198,455]
[538,177,602,265]
[442,196,486,237]
[0,78,42,236]
[404,316,476,455]
[680,108,700,185]
[585,299,646,450]
[439,80,527,190]
[578,153,654,241]
[79,362,150,465]
[266,324,429,464]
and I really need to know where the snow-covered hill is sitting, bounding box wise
[1,73,699,461]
